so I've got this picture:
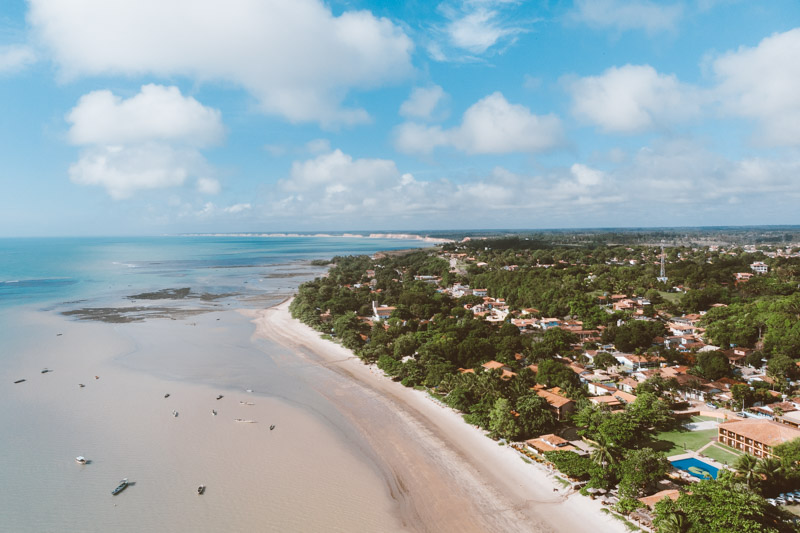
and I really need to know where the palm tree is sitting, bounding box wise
[755,456,784,491]
[658,510,687,533]
[735,454,760,489]
[590,441,618,468]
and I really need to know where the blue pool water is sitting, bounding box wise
[671,457,719,479]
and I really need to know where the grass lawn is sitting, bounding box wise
[659,291,682,304]
[651,428,718,456]
[700,442,742,466]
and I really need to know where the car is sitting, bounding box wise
[791,491,800,499]
[767,499,778,506]
[784,495,795,503]
[776,497,787,505]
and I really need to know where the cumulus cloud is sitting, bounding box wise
[712,28,800,146]
[0,45,37,73]
[69,144,211,200]
[399,86,447,120]
[428,0,529,60]
[394,92,563,154]
[269,142,800,227]
[569,0,683,34]
[66,85,223,198]
[66,84,224,146]
[28,0,413,127]
[272,148,617,223]
[566,64,702,133]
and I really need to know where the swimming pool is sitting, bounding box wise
[670,458,719,479]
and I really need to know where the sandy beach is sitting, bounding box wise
[249,299,628,533]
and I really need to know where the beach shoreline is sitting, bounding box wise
[249,299,628,533]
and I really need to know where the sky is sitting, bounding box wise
[1,0,800,236]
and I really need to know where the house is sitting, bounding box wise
[526,434,577,455]
[722,347,752,367]
[535,388,576,420]
[589,395,625,410]
[718,418,800,459]
[615,353,664,371]
[587,382,617,396]
[372,301,396,320]
[617,377,640,394]
[472,288,488,296]
[638,490,680,510]
[750,261,769,274]
[481,360,517,380]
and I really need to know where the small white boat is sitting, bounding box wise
[245,389,253,393]
[76,456,87,464]
[211,409,217,416]
[234,419,257,423]
[172,410,178,417]
[239,401,254,406]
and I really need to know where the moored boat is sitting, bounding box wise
[197,485,205,495]
[111,478,128,495]
[76,456,87,464]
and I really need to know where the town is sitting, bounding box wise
[291,235,800,532]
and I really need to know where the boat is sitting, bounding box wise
[13,379,26,384]
[111,478,128,495]
[211,409,217,416]
[216,395,223,400]
[76,456,87,464]
[239,401,254,406]
[172,410,178,417]
[197,485,205,495]
[164,393,170,398]
[79,384,85,388]
[234,419,256,423]
[245,389,253,393]
[270,425,275,431]
[41,368,52,374]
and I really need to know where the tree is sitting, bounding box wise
[618,448,670,498]
[514,392,554,438]
[488,398,519,440]
[593,351,618,370]
[626,392,674,431]
[544,450,593,480]
[692,351,731,381]
[735,454,761,490]
[767,354,797,382]
[653,475,793,533]
[535,358,580,389]
[731,384,753,411]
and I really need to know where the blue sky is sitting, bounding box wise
[1,0,800,236]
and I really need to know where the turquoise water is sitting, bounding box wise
[0,236,430,309]
[670,457,719,479]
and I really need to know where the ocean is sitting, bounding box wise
[0,236,432,533]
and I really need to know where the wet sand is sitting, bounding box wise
[249,299,627,533]
[0,306,405,532]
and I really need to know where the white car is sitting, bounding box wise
[767,499,778,506]
[775,498,787,505]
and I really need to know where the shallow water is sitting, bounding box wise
[0,236,429,532]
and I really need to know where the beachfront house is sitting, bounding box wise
[718,418,800,459]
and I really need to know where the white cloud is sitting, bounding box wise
[394,92,563,154]
[429,0,528,60]
[0,45,37,73]
[569,0,683,34]
[66,85,223,198]
[69,144,211,200]
[29,0,413,127]
[268,143,800,226]
[281,149,399,194]
[399,86,447,120]
[567,64,701,133]
[224,203,251,214]
[305,139,331,154]
[66,84,224,146]
[712,28,800,146]
[196,177,221,195]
